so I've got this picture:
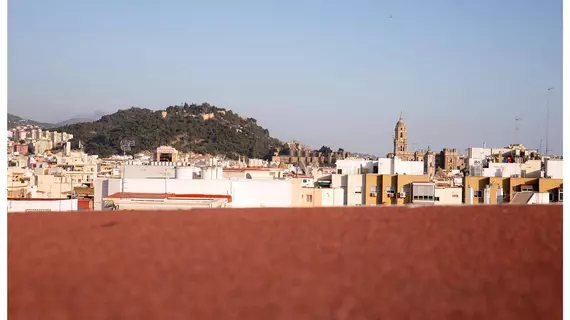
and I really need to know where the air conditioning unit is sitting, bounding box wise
[399,192,407,198]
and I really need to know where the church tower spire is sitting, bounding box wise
[393,113,408,158]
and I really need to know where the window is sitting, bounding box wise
[452,194,459,198]
[305,194,313,203]
[412,195,434,201]
[560,191,563,202]
[434,197,440,201]
[474,191,482,198]
[370,185,378,197]
[400,133,403,138]
[337,169,343,174]
[355,186,362,194]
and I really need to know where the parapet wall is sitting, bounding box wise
[8,205,562,319]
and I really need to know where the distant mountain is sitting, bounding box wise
[54,110,108,126]
[53,103,286,159]
[54,118,95,126]
[8,113,55,129]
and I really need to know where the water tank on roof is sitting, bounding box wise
[175,167,194,180]
[201,167,212,180]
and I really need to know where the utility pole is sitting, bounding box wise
[545,87,554,155]
[164,168,168,195]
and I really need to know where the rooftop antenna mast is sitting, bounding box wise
[545,87,554,155]
[515,116,522,144]
[119,139,135,194]
[120,139,135,157]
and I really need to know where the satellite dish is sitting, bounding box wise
[120,139,136,154]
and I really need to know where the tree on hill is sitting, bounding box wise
[53,103,283,159]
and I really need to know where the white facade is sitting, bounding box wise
[346,174,365,206]
[377,158,394,174]
[482,161,542,178]
[545,159,563,179]
[335,159,375,175]
[434,187,463,205]
[376,156,423,175]
[520,160,542,178]
[8,199,78,212]
[393,157,424,175]
[320,188,345,206]
[468,147,511,160]
[230,180,292,207]
[528,192,550,204]
[483,163,522,178]
[123,165,176,179]
[95,177,294,209]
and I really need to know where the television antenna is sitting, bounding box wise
[120,139,136,156]
[545,87,554,155]
[515,116,522,144]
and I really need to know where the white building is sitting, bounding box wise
[335,159,375,175]
[411,182,463,206]
[545,159,563,179]
[482,160,542,178]
[329,174,365,206]
[434,187,463,205]
[8,198,78,212]
[94,177,294,210]
[377,156,424,175]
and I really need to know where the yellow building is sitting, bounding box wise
[365,174,430,205]
[291,178,344,207]
[463,176,563,204]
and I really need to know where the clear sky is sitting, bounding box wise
[8,0,562,156]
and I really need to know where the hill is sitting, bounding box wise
[53,103,285,159]
[8,113,55,129]
[54,118,96,126]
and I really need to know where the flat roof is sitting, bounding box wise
[105,192,232,202]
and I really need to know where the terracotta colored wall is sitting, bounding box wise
[8,206,561,320]
[77,199,92,211]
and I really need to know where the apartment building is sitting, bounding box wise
[290,178,344,207]
[463,176,563,204]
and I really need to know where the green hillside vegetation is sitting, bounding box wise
[54,103,284,159]
[8,113,55,129]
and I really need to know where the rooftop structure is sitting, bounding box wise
[103,192,232,210]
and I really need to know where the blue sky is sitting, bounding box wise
[8,0,562,156]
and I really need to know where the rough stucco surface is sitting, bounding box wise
[9,205,562,320]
